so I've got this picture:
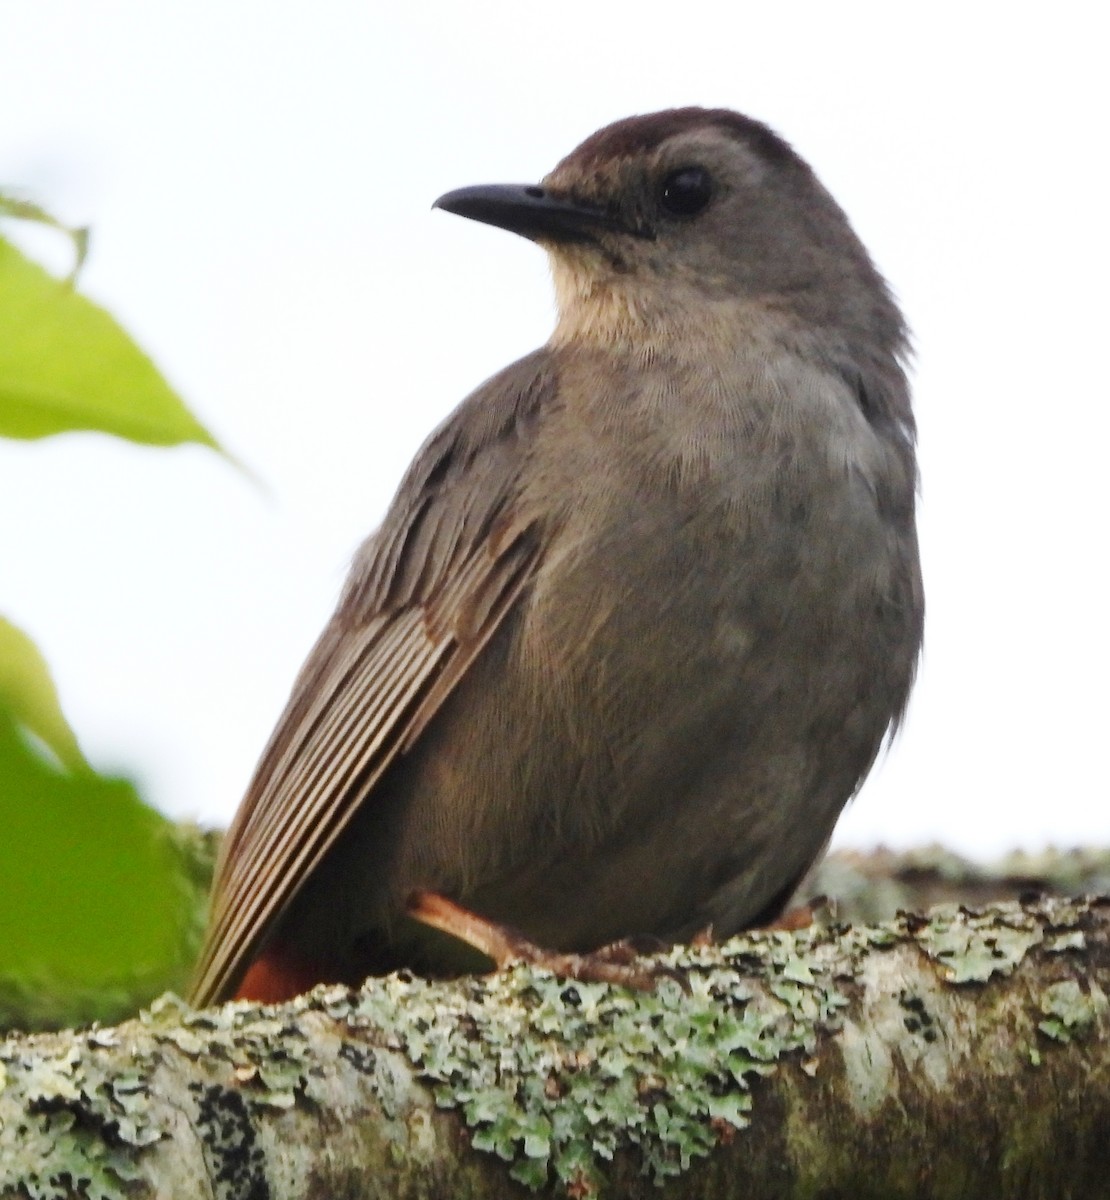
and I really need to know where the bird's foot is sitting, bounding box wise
[406,890,663,990]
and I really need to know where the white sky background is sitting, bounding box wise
[1,3,1106,857]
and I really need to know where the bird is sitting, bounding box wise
[189,107,923,1008]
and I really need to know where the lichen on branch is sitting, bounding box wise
[1,895,1107,1200]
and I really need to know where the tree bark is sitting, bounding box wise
[2,894,1108,1199]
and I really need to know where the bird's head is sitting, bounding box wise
[435,107,905,360]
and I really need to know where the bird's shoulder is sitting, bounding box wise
[343,346,560,619]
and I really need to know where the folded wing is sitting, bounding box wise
[188,351,556,1005]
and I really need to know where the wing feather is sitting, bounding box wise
[189,351,556,1005]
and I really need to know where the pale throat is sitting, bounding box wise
[546,253,802,366]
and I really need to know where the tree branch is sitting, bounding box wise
[2,895,1107,1199]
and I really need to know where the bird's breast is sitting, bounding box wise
[533,344,907,609]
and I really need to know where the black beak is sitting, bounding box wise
[433,183,639,243]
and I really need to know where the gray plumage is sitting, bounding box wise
[190,108,922,1006]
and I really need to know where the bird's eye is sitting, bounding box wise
[658,167,713,216]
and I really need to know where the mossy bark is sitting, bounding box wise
[2,895,1107,1199]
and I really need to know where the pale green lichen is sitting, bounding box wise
[1045,929,1086,954]
[1037,979,1107,1044]
[0,994,324,1199]
[142,992,318,1111]
[0,1031,166,1199]
[333,928,857,1194]
[331,899,1095,1194]
[916,903,1045,983]
[0,896,1099,1199]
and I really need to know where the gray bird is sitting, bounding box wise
[190,107,922,1007]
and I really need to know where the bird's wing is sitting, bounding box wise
[189,351,557,1006]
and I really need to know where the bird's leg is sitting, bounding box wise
[406,890,661,990]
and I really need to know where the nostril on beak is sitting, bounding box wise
[524,186,545,198]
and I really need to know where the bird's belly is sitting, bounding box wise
[392,500,902,945]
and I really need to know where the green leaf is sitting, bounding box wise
[0,713,195,1026]
[0,192,88,279]
[0,233,219,448]
[0,616,87,772]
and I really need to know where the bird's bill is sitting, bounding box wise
[433,183,631,243]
